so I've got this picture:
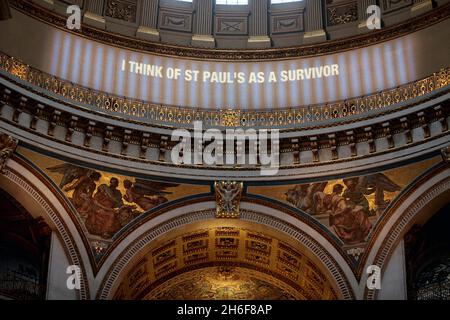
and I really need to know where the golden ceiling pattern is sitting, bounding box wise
[114,227,338,300]
[144,266,298,300]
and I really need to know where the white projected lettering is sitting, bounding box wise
[39,25,417,109]
[121,59,340,84]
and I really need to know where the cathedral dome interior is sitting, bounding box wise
[0,0,449,304]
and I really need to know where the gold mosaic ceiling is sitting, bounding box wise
[113,222,339,300]
[145,266,299,300]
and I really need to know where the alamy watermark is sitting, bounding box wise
[366,265,382,290]
[66,265,82,290]
[171,121,280,176]
[367,5,382,30]
[66,5,81,30]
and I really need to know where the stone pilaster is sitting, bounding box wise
[191,0,215,48]
[411,0,434,17]
[83,0,106,29]
[247,0,270,48]
[137,0,160,41]
[304,0,326,44]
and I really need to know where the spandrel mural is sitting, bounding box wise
[16,147,210,259]
[247,157,441,259]
[15,145,442,268]
[47,163,180,239]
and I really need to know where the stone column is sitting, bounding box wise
[192,0,215,48]
[83,0,106,29]
[137,0,160,41]
[411,0,434,17]
[304,0,326,44]
[247,0,270,48]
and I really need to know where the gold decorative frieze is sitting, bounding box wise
[220,109,241,127]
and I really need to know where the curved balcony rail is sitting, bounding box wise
[1,52,449,130]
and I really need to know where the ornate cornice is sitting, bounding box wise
[8,0,450,61]
[1,77,448,175]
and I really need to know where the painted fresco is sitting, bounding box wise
[16,147,210,257]
[46,163,179,239]
[247,157,440,255]
[16,145,441,263]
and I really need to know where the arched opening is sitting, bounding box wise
[405,202,450,300]
[0,189,51,300]
[0,158,93,300]
[109,219,341,300]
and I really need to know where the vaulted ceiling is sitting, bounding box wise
[113,222,339,300]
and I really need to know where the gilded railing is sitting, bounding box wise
[0,52,449,128]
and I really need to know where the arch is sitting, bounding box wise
[96,201,356,300]
[362,163,450,299]
[0,156,92,299]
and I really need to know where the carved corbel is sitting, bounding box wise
[48,110,61,137]
[140,132,150,159]
[291,138,300,164]
[309,136,319,162]
[158,135,169,162]
[400,117,412,144]
[434,106,448,132]
[382,122,394,149]
[328,133,338,160]
[84,121,96,147]
[121,129,132,156]
[417,111,430,138]
[65,116,79,142]
[364,127,376,153]
[102,126,114,152]
[346,130,357,157]
[30,104,45,130]
[0,132,18,173]
[1,88,12,105]
[13,96,27,123]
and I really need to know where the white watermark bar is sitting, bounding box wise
[171,121,280,176]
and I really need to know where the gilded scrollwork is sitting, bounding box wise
[220,110,241,127]
[214,181,243,218]
[0,132,18,173]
